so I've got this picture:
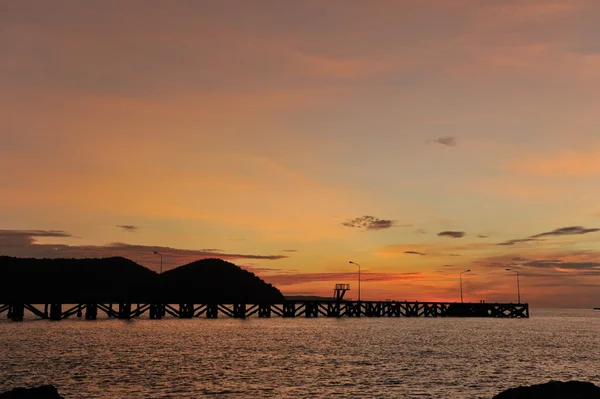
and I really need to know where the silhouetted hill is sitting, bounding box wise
[161,258,284,303]
[0,256,159,303]
[0,256,284,303]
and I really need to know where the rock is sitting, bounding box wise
[493,380,600,398]
[0,385,63,399]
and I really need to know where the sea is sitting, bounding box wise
[0,308,598,398]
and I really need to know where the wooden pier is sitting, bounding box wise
[0,300,529,321]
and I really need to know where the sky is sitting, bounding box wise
[1,0,600,308]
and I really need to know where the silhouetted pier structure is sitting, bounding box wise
[0,300,529,321]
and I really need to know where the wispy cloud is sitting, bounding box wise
[404,250,426,256]
[497,226,599,246]
[0,229,288,272]
[117,225,138,232]
[531,226,600,238]
[497,237,544,246]
[282,249,298,252]
[263,271,424,286]
[477,235,488,238]
[475,251,600,276]
[428,136,457,147]
[342,215,405,231]
[437,231,465,238]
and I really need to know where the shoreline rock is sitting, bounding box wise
[0,385,63,399]
[493,380,600,398]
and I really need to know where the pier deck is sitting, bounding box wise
[0,300,529,321]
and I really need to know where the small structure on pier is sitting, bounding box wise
[333,283,350,301]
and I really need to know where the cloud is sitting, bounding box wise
[0,229,72,247]
[475,251,600,276]
[523,259,600,271]
[415,229,427,234]
[282,249,298,252]
[342,215,404,231]
[497,226,599,246]
[0,229,287,272]
[378,242,493,259]
[531,226,600,238]
[477,235,488,238]
[404,251,426,256]
[437,231,465,238]
[497,237,544,246]
[263,271,424,286]
[429,136,457,147]
[117,225,138,232]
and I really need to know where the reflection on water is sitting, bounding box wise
[1,309,599,398]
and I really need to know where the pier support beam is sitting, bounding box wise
[149,303,164,319]
[233,303,246,319]
[206,304,218,319]
[327,303,341,317]
[283,303,296,318]
[49,303,62,321]
[86,304,97,320]
[305,302,318,318]
[118,303,131,319]
[346,302,361,317]
[258,304,271,318]
[179,303,193,318]
[9,304,24,321]
[366,302,381,317]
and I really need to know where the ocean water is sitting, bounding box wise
[0,309,599,398]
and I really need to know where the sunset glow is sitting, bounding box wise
[2,1,600,307]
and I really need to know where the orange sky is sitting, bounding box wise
[1,1,600,307]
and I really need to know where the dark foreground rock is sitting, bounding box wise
[0,385,63,399]
[493,380,600,398]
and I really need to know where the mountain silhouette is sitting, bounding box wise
[0,256,283,303]
[162,258,284,303]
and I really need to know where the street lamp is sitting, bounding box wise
[153,251,163,274]
[506,269,520,303]
[460,269,470,303]
[349,261,361,302]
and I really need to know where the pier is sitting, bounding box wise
[0,300,529,321]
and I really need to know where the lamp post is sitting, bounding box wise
[506,269,520,303]
[460,269,470,303]
[349,261,361,302]
[153,251,163,274]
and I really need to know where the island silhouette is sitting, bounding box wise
[0,256,283,304]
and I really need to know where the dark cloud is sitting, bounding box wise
[404,251,426,256]
[0,229,287,273]
[0,229,72,248]
[497,238,543,246]
[429,136,457,147]
[523,259,600,271]
[437,231,465,238]
[342,215,405,231]
[531,226,600,238]
[117,225,138,232]
[496,226,599,246]
[475,252,600,277]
